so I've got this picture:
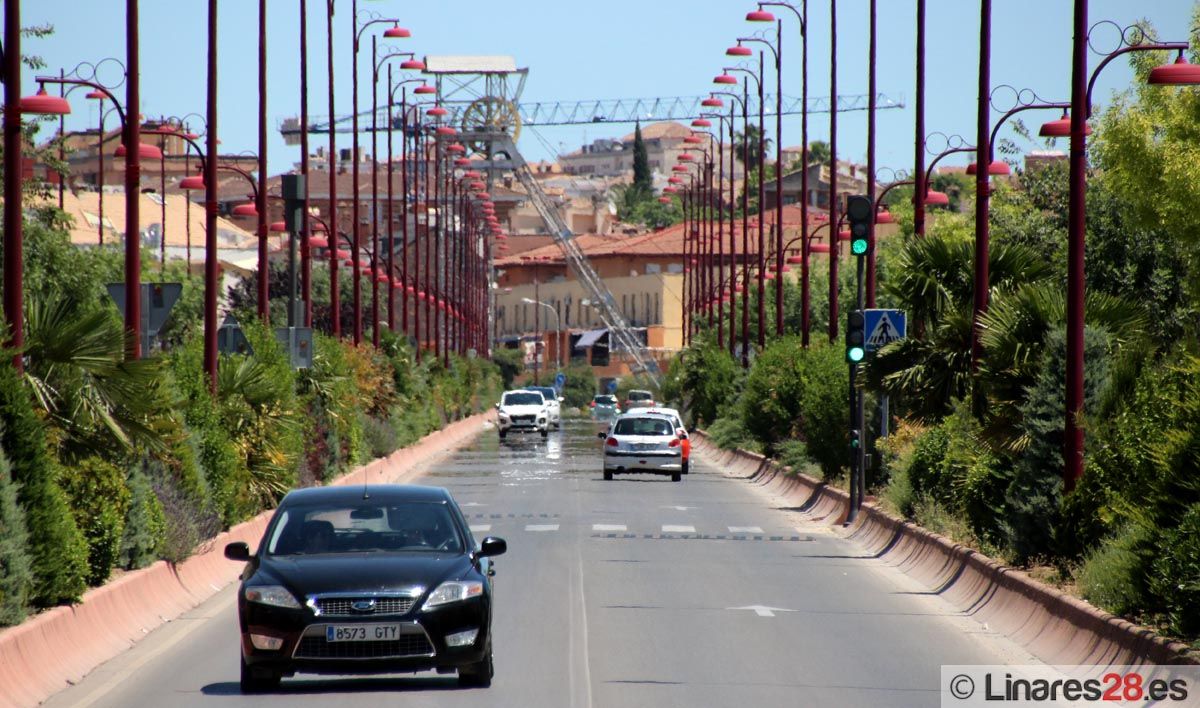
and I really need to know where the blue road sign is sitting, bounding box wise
[864,309,907,353]
[554,372,566,390]
[606,379,618,394]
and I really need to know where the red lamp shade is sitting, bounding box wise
[764,272,777,280]
[383,26,411,38]
[668,176,683,185]
[1038,111,1092,138]
[838,229,851,241]
[376,273,390,284]
[658,197,672,204]
[786,255,804,264]
[683,135,703,144]
[691,118,712,128]
[392,279,405,290]
[179,175,206,190]
[672,165,689,173]
[269,221,288,232]
[114,142,164,160]
[310,221,328,232]
[924,189,950,207]
[470,181,487,190]
[427,106,449,117]
[464,170,482,178]
[414,84,437,95]
[418,291,428,301]
[400,59,426,71]
[19,87,71,115]
[966,159,1011,176]
[726,45,753,57]
[232,203,258,217]
[811,242,831,254]
[677,152,695,161]
[875,209,896,224]
[446,143,466,153]
[476,192,491,199]
[701,97,724,108]
[454,157,471,166]
[85,89,107,101]
[334,249,351,259]
[1148,53,1200,85]
[436,126,458,136]
[309,236,330,249]
[663,186,678,194]
[713,74,738,85]
[747,9,776,21]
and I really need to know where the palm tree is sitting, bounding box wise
[733,124,772,171]
[807,140,831,166]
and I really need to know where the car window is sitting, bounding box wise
[593,395,617,404]
[614,417,675,436]
[503,392,544,406]
[527,387,557,400]
[627,391,653,401]
[267,501,463,555]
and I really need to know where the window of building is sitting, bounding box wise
[655,293,661,323]
[645,263,662,274]
[667,263,683,274]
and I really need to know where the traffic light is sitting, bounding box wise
[846,194,872,257]
[846,310,866,363]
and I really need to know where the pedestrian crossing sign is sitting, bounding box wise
[864,309,906,353]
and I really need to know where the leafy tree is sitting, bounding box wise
[60,456,130,586]
[806,140,830,166]
[734,124,772,171]
[632,122,651,194]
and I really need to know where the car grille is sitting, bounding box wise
[313,596,415,617]
[511,414,535,424]
[294,633,434,660]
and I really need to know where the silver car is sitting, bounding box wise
[598,413,684,482]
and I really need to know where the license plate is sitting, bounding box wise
[635,443,658,451]
[325,623,401,642]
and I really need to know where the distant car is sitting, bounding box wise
[523,386,562,429]
[623,389,656,409]
[599,412,685,482]
[224,484,507,692]
[496,390,550,439]
[643,407,690,474]
[589,394,620,420]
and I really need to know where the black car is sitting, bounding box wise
[224,485,506,692]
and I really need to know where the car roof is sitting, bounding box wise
[280,484,452,507]
[644,407,680,418]
[504,389,543,397]
[617,411,675,421]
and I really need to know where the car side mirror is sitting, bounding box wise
[224,541,251,561]
[476,536,507,559]
[494,402,500,409]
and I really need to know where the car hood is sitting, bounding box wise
[257,553,472,596]
[498,404,545,416]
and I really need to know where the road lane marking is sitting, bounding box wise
[728,604,797,618]
[470,524,492,533]
[592,524,627,532]
[526,524,559,532]
[661,505,697,511]
[662,525,695,533]
[728,526,764,534]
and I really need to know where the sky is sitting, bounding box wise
[17,0,1198,177]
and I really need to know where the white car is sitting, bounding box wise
[642,407,690,474]
[599,412,685,482]
[496,390,550,440]
[524,386,563,430]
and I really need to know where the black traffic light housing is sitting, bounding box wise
[846,194,873,257]
[846,310,866,363]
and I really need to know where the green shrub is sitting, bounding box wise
[1077,524,1152,618]
[741,337,806,448]
[362,411,399,459]
[491,347,523,390]
[677,336,740,427]
[1148,503,1200,637]
[561,362,596,409]
[797,344,851,478]
[119,463,166,570]
[0,360,88,606]
[905,421,951,504]
[60,456,130,586]
[707,414,759,453]
[775,439,810,473]
[0,449,33,625]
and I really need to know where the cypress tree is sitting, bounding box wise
[0,360,88,606]
[632,121,652,196]
[0,447,33,625]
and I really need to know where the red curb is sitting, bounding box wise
[0,411,493,708]
[693,430,1197,667]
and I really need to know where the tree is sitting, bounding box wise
[807,140,830,166]
[632,122,651,195]
[734,124,772,173]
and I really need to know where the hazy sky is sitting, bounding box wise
[18,1,1197,176]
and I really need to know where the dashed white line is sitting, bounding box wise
[728,526,764,534]
[470,524,492,533]
[592,524,627,532]
[662,525,696,534]
[526,524,560,532]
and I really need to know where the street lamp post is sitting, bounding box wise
[720,66,766,349]
[524,298,563,375]
[827,0,838,343]
[205,0,219,391]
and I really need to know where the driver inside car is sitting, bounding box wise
[388,505,455,550]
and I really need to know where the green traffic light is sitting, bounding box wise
[847,346,865,362]
[851,240,868,256]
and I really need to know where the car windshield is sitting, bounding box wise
[627,391,653,401]
[594,395,617,405]
[614,417,675,437]
[528,387,557,400]
[503,392,543,406]
[266,501,463,555]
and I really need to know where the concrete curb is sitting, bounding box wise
[691,432,1198,667]
[0,411,493,708]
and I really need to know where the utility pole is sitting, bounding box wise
[844,195,871,524]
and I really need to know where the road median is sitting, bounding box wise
[0,411,493,708]
[691,431,1198,668]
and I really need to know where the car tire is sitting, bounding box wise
[540,429,549,439]
[603,469,613,481]
[671,471,682,482]
[458,644,493,688]
[239,655,280,694]
[498,430,507,440]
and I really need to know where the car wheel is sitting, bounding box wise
[540,429,549,439]
[459,644,493,688]
[603,469,613,481]
[671,471,682,482]
[498,430,507,440]
[239,654,280,694]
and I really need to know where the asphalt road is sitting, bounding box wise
[41,418,1035,708]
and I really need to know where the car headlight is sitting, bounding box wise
[244,585,301,609]
[498,411,510,420]
[422,581,484,610]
